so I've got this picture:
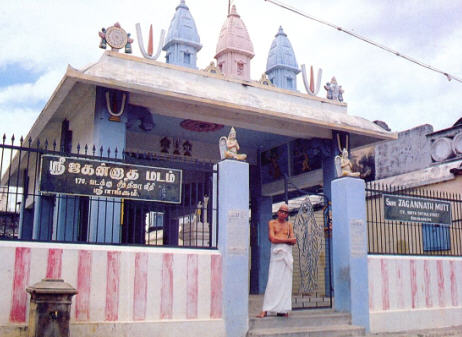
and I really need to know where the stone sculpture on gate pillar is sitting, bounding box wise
[219,127,247,161]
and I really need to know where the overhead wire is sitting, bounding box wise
[264,0,462,84]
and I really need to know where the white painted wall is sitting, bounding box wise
[0,241,224,337]
[368,255,462,333]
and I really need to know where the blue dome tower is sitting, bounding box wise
[163,0,202,68]
[266,27,300,90]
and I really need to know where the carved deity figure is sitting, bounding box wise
[219,127,247,161]
[335,148,360,177]
[324,77,344,102]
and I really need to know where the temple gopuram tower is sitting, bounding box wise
[215,5,254,80]
[163,0,202,68]
[266,26,300,90]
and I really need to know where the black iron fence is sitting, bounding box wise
[366,182,462,256]
[0,135,217,248]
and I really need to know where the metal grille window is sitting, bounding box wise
[422,223,451,251]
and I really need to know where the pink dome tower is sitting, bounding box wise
[215,5,254,81]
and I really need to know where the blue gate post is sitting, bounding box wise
[331,177,370,331]
[218,159,250,337]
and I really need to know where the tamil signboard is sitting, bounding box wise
[383,194,451,225]
[40,155,182,203]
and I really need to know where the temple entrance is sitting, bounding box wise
[287,194,332,309]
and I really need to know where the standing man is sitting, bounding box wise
[257,203,296,318]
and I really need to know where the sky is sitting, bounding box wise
[0,0,461,139]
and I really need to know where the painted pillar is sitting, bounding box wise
[322,137,339,296]
[54,196,80,241]
[331,177,370,331]
[250,196,272,294]
[19,202,34,240]
[32,195,54,240]
[88,86,127,243]
[218,159,249,337]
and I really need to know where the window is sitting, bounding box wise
[166,53,170,63]
[422,223,451,251]
[237,62,244,75]
[183,52,191,64]
[287,77,294,89]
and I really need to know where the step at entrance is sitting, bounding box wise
[247,309,365,337]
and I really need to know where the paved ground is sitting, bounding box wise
[366,325,462,337]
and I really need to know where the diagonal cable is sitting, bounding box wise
[265,0,462,84]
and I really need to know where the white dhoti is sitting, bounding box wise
[262,243,293,313]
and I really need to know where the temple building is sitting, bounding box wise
[6,1,461,337]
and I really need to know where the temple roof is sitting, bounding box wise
[215,5,254,59]
[266,26,299,74]
[25,52,396,149]
[163,0,202,51]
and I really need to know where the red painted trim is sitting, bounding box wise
[133,253,148,321]
[210,255,223,319]
[424,260,433,308]
[410,260,417,309]
[46,248,63,279]
[396,261,404,309]
[450,261,458,307]
[437,260,445,307]
[75,250,92,321]
[9,247,31,323]
[160,254,173,319]
[105,251,121,321]
[186,254,198,319]
[380,259,390,310]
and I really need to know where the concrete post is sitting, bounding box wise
[218,159,249,337]
[331,177,370,331]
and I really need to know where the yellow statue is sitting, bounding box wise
[219,127,247,161]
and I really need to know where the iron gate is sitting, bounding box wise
[0,135,217,248]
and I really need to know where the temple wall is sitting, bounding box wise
[0,241,224,337]
[368,255,462,333]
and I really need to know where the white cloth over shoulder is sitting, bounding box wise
[262,243,293,313]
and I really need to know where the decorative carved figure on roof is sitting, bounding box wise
[302,64,322,96]
[259,73,274,86]
[219,127,247,161]
[337,85,344,103]
[98,23,133,53]
[99,28,107,49]
[160,137,170,153]
[135,23,166,60]
[125,33,133,54]
[203,61,222,75]
[324,77,344,102]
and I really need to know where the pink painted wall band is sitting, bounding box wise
[133,252,148,321]
[46,248,63,279]
[160,253,173,319]
[9,247,31,323]
[186,254,198,319]
[75,250,92,321]
[210,254,223,319]
[105,251,121,321]
[380,259,390,310]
